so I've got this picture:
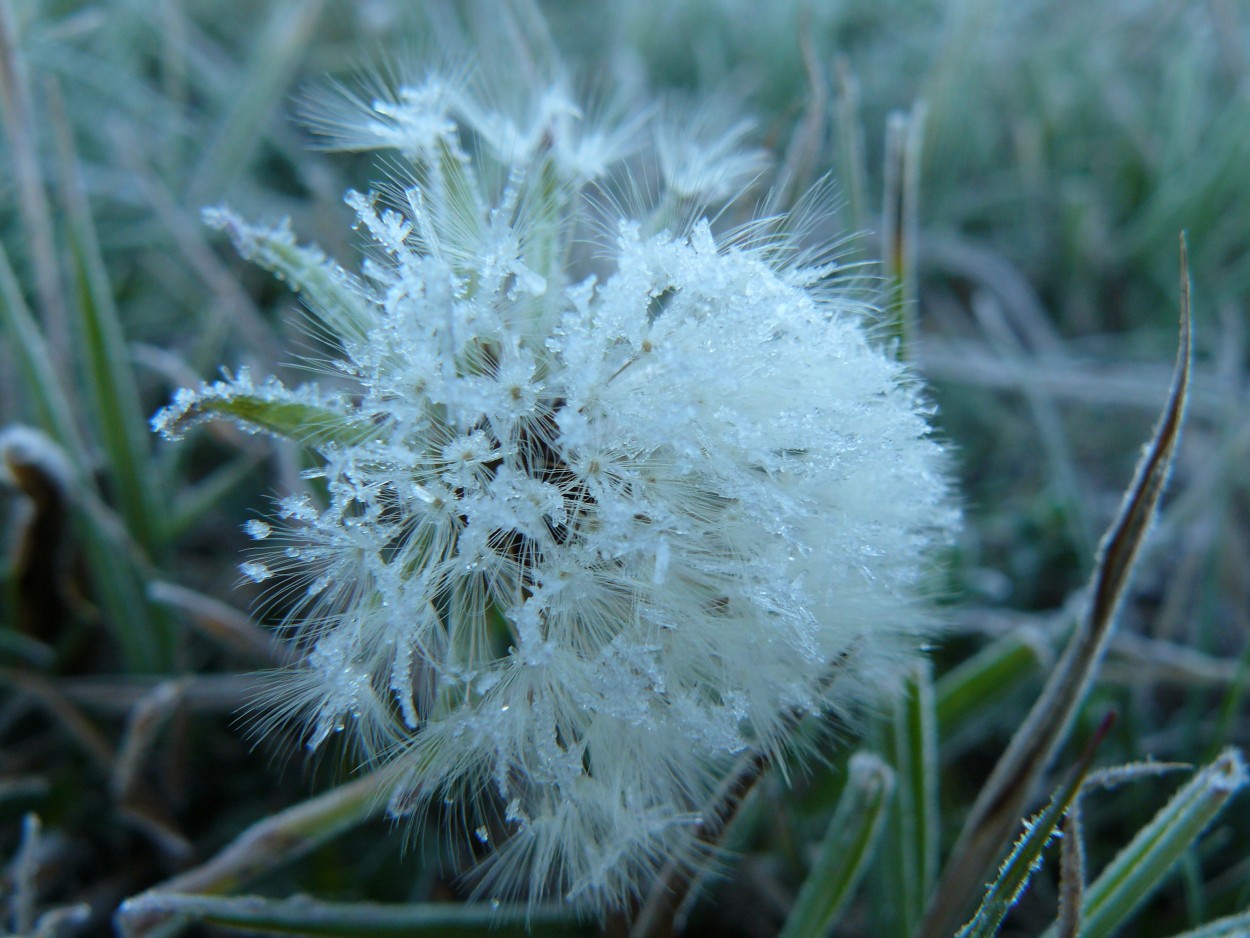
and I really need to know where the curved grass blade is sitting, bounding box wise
[203,206,376,347]
[777,752,894,938]
[921,236,1194,938]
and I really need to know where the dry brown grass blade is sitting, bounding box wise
[1056,801,1086,938]
[919,235,1193,938]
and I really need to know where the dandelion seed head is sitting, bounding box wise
[155,61,959,913]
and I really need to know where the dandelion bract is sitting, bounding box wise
[153,62,959,911]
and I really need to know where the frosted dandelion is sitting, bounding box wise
[153,65,958,911]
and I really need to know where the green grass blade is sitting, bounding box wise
[115,894,586,938]
[936,626,1050,742]
[42,81,177,672]
[50,82,165,560]
[1,192,168,673]
[778,752,894,938]
[1076,749,1248,938]
[869,661,939,937]
[893,662,939,934]
[905,663,940,901]
[0,6,70,363]
[0,242,84,458]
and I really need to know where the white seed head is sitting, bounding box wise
[157,64,959,912]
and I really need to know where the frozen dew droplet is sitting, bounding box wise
[243,519,272,540]
[475,825,490,844]
[239,561,273,583]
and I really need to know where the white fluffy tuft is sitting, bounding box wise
[159,64,959,913]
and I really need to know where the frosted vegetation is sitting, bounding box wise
[1,3,1248,937]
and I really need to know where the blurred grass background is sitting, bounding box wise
[1,1,1247,935]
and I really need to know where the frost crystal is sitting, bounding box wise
[154,66,959,912]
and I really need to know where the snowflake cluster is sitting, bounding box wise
[154,65,958,911]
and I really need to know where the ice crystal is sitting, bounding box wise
[154,64,959,912]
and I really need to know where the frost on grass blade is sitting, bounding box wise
[956,715,1113,938]
[204,206,376,345]
[150,370,373,446]
[1074,748,1247,938]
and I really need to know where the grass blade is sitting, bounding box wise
[778,752,894,938]
[956,714,1114,938]
[882,103,925,360]
[0,242,84,458]
[40,78,176,672]
[882,662,939,936]
[1056,796,1087,938]
[1075,749,1248,938]
[921,237,1194,938]
[187,0,327,203]
[1163,909,1250,938]
[2,229,165,672]
[50,79,165,560]
[116,765,398,937]
[153,383,377,447]
[0,6,69,365]
[832,58,869,237]
[116,894,584,938]
[935,626,1050,743]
